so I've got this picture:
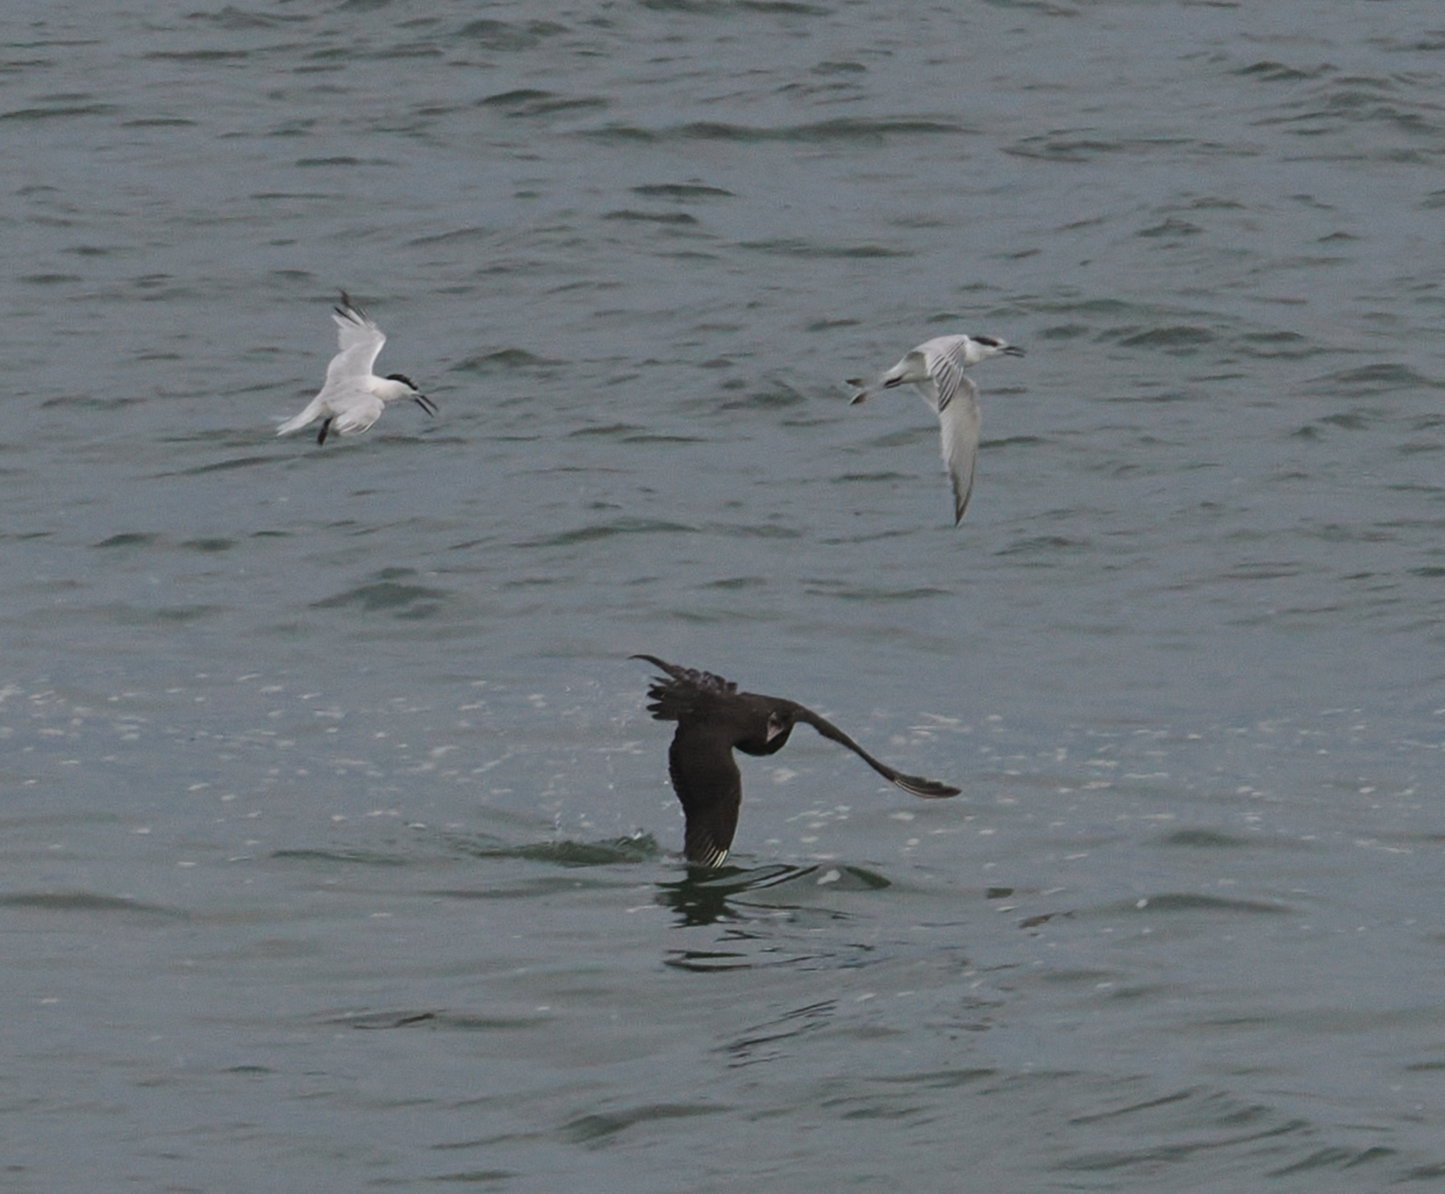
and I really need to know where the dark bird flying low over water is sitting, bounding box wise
[632,654,961,867]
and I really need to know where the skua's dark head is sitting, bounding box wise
[765,709,791,743]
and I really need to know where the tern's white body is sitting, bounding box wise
[849,333,1024,524]
[278,293,434,445]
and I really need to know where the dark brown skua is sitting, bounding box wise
[633,654,960,867]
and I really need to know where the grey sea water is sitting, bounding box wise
[3,1,1444,1190]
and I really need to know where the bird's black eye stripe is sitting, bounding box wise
[972,335,1000,347]
[386,372,417,389]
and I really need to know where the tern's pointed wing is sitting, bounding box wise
[787,701,961,799]
[920,338,969,414]
[936,373,981,524]
[331,393,386,436]
[325,294,386,386]
[667,723,742,867]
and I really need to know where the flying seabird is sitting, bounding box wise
[848,332,1024,524]
[277,291,437,445]
[633,654,960,867]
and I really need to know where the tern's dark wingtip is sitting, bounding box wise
[334,290,369,320]
[953,488,973,525]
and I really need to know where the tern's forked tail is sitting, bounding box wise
[276,398,323,436]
